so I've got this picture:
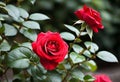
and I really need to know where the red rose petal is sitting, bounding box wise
[40,58,58,70]
[32,31,68,70]
[94,74,112,82]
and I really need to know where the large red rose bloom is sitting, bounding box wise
[74,5,104,33]
[94,74,112,82]
[32,31,68,70]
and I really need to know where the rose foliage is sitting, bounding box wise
[0,1,118,82]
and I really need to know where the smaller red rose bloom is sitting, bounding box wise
[94,74,112,82]
[74,5,104,33]
[32,31,68,70]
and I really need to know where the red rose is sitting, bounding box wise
[74,5,104,33]
[32,31,68,70]
[94,74,112,82]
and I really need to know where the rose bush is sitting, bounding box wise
[32,31,68,70]
[74,5,104,33]
[94,74,112,82]
[0,1,118,81]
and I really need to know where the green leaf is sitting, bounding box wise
[47,72,62,82]
[0,2,6,7]
[63,63,71,70]
[83,50,92,58]
[86,26,93,40]
[0,21,2,27]
[5,5,24,22]
[97,51,118,62]
[84,60,97,72]
[0,17,4,21]
[101,11,111,21]
[20,42,32,50]
[29,0,36,4]
[64,24,80,36]
[10,59,30,68]
[81,22,87,31]
[84,75,95,82]
[84,41,99,53]
[22,21,40,29]
[29,13,50,20]
[0,36,2,40]
[71,68,84,81]
[0,14,9,21]
[80,32,87,36]
[6,5,20,20]
[20,28,37,41]
[0,6,8,14]
[16,17,25,23]
[73,44,83,53]
[27,62,47,82]
[0,40,11,51]
[8,47,34,68]
[18,8,29,18]
[28,63,47,77]
[60,32,75,41]
[70,78,79,82]
[74,20,84,25]
[4,23,17,36]
[70,52,85,64]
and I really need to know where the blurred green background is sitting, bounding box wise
[4,0,120,60]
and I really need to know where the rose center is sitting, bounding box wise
[46,40,59,53]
